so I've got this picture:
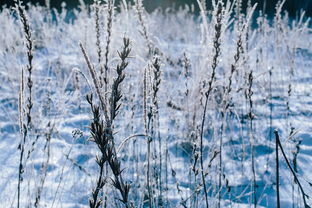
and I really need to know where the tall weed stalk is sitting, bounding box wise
[17,2,34,207]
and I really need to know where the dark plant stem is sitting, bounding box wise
[200,92,211,208]
[199,2,223,207]
[274,130,310,208]
[246,70,256,208]
[143,62,153,208]
[151,57,162,205]
[275,130,280,208]
[34,123,53,208]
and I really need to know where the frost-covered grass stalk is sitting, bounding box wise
[104,0,114,91]
[94,0,102,73]
[16,2,34,207]
[135,0,153,54]
[80,43,110,122]
[142,56,163,206]
[200,2,223,207]
[142,60,153,207]
[150,56,162,205]
[235,0,243,28]
[246,70,257,208]
[198,1,224,207]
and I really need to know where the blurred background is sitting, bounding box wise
[1,0,312,17]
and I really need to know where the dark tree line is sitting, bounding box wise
[1,0,311,18]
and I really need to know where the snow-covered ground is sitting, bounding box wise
[0,1,312,207]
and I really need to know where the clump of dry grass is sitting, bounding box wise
[84,38,131,208]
